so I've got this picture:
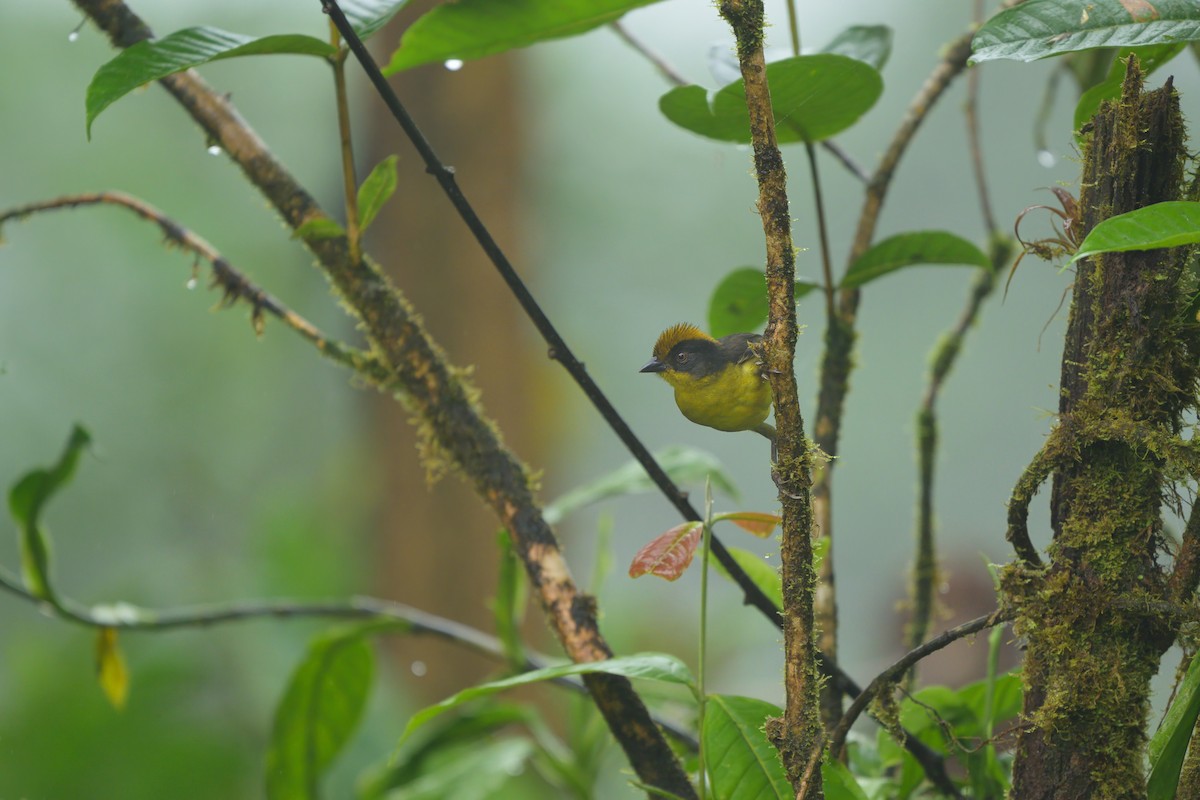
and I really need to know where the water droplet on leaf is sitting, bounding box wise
[444,59,464,71]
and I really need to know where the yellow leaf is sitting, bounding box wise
[95,627,129,710]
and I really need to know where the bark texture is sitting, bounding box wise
[1007,62,1195,800]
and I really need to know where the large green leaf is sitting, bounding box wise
[823,758,871,800]
[703,694,790,799]
[371,738,533,800]
[1069,201,1200,264]
[659,54,882,144]
[8,424,91,603]
[707,267,820,339]
[266,626,382,799]
[398,653,694,745]
[87,27,336,136]
[841,231,990,289]
[972,0,1200,63]
[358,703,535,798]
[1148,654,1200,799]
[1072,44,1186,133]
[544,447,739,524]
[383,0,662,73]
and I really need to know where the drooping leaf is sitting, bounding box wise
[1072,44,1186,133]
[841,231,991,289]
[398,653,694,746]
[266,625,383,800]
[707,267,820,338]
[357,155,399,233]
[713,511,781,538]
[972,0,1200,63]
[293,217,347,242]
[95,627,129,710]
[340,0,410,42]
[86,27,336,136]
[1069,201,1200,264]
[1148,654,1200,799]
[660,54,882,144]
[8,424,92,603]
[707,545,782,611]
[629,521,704,581]
[383,0,662,73]
[703,695,790,799]
[822,24,893,71]
[544,446,739,525]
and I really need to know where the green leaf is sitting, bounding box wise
[357,155,399,233]
[371,738,533,799]
[841,231,991,289]
[293,217,347,242]
[707,545,782,611]
[358,703,536,798]
[1070,201,1200,264]
[383,0,662,73]
[341,0,410,41]
[87,27,336,136]
[1073,44,1186,133]
[702,694,790,799]
[659,54,882,144]
[491,531,527,667]
[972,0,1200,63]
[1148,653,1200,799]
[8,424,91,603]
[822,25,893,71]
[823,758,871,800]
[399,654,694,745]
[708,267,819,338]
[266,625,382,800]
[544,447,739,525]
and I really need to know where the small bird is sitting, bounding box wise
[640,323,775,441]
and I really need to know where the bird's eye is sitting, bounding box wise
[675,352,690,364]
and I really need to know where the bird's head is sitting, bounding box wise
[639,323,722,386]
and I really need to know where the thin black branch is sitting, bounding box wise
[319,0,783,630]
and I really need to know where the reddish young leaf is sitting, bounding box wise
[629,522,704,581]
[715,511,782,538]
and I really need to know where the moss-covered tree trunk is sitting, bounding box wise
[1006,62,1195,799]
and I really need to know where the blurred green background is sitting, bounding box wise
[2,1,1197,797]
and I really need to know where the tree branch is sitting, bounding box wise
[716,0,819,793]
[70,1,695,794]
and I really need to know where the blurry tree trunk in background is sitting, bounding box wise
[361,9,542,703]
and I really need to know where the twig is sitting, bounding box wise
[0,191,383,379]
[828,611,1007,758]
[0,565,699,749]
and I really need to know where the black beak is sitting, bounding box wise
[639,358,666,374]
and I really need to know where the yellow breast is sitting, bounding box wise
[666,359,772,432]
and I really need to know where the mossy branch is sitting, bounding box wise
[69,1,696,795]
[716,0,819,793]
